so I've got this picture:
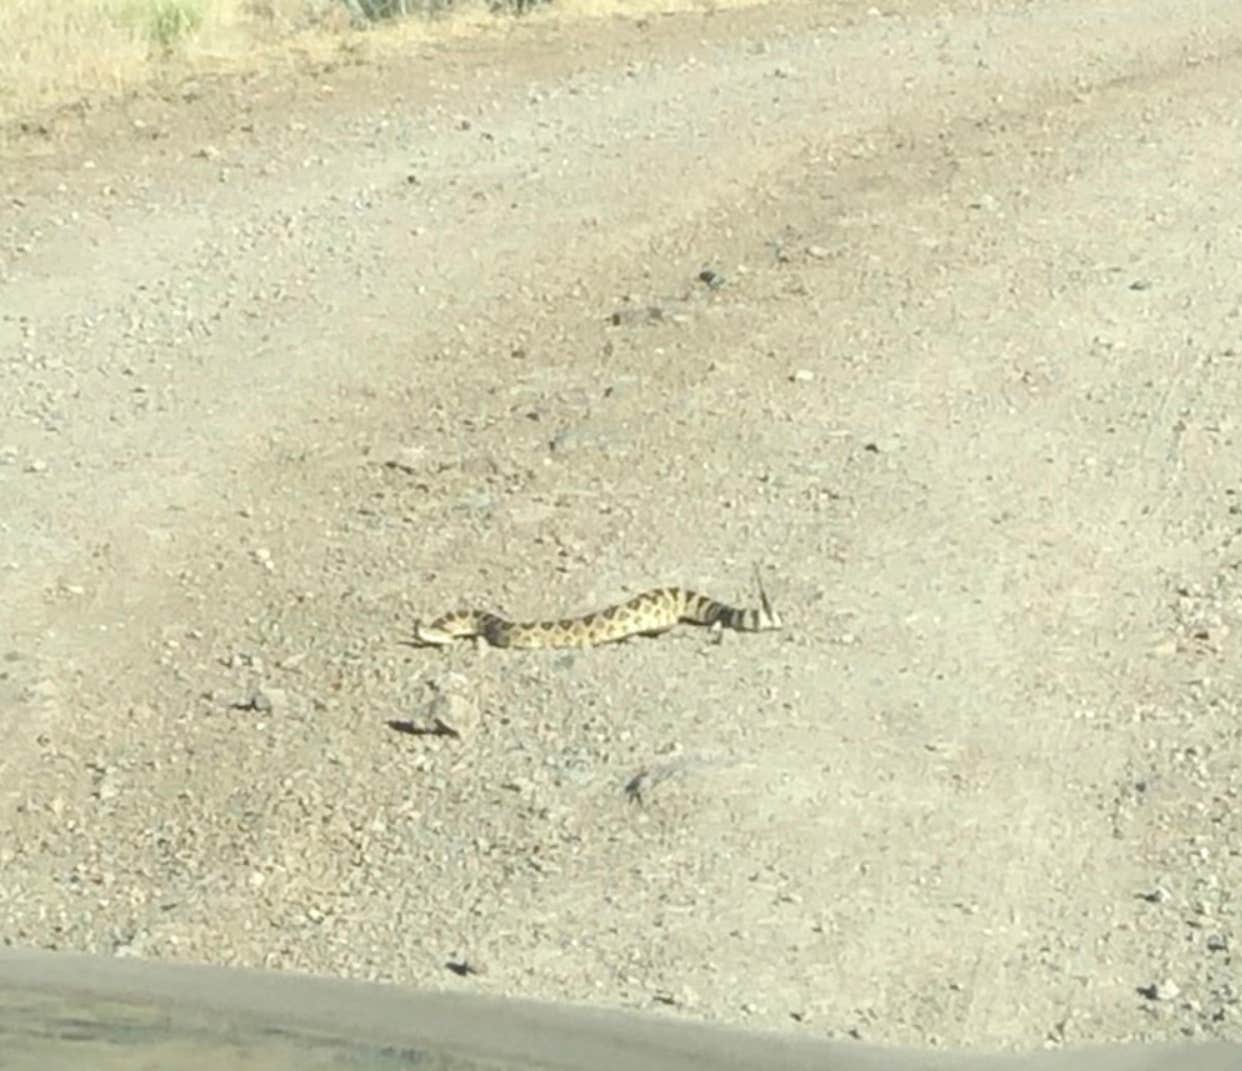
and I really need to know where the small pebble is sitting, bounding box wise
[426,692,479,739]
[247,687,288,714]
[95,769,121,802]
[1140,979,1180,1001]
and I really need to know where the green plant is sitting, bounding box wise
[122,0,204,51]
[340,0,415,21]
[489,0,551,13]
[338,0,550,21]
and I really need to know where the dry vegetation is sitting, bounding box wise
[0,0,748,132]
[0,0,312,123]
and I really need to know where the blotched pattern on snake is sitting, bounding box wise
[412,584,781,649]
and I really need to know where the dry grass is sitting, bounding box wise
[0,0,434,127]
[0,0,762,131]
[0,0,290,124]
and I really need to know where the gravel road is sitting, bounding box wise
[2,0,1241,1053]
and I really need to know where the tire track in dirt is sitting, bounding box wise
[3,0,1242,1052]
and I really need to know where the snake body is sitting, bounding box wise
[413,584,780,649]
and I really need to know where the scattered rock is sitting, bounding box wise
[237,686,289,714]
[94,767,122,803]
[112,930,152,958]
[23,679,59,704]
[1138,979,1181,1002]
[608,304,665,326]
[549,426,610,454]
[425,691,479,739]
[383,444,425,474]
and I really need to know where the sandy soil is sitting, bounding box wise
[2,0,1241,1054]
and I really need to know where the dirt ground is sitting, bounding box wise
[2,0,1241,1055]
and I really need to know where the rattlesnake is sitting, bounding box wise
[412,579,781,649]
